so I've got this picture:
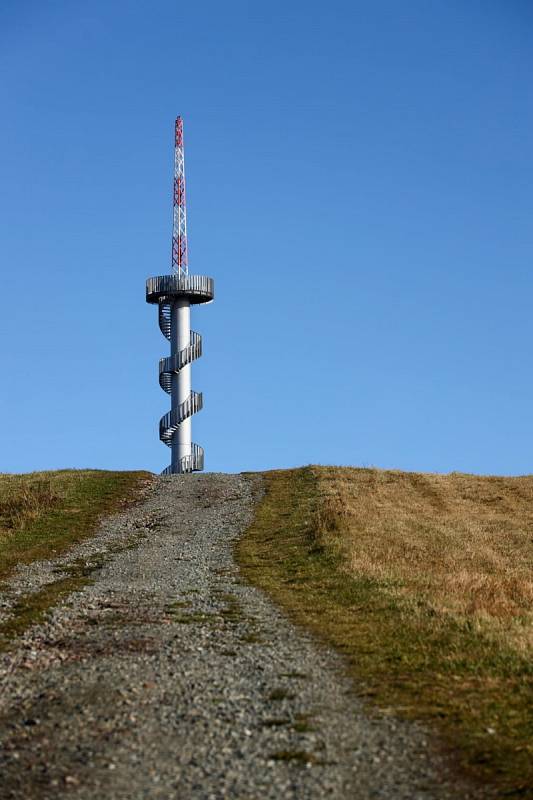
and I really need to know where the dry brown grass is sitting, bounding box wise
[0,474,64,534]
[238,468,533,794]
[312,467,533,651]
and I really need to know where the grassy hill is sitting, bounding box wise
[1,466,531,794]
[238,466,533,796]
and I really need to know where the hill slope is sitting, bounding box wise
[0,473,478,799]
[1,466,530,795]
[238,466,533,796]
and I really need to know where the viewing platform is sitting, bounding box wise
[146,275,214,305]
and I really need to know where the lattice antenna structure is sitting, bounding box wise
[172,116,188,276]
[146,118,214,474]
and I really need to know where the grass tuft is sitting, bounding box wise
[269,749,317,764]
[267,687,295,702]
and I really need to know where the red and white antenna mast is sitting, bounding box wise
[172,116,188,276]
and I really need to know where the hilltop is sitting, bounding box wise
[0,467,531,797]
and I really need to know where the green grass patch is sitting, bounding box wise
[262,717,291,727]
[0,575,92,649]
[292,713,316,733]
[219,594,246,622]
[240,631,265,644]
[169,611,215,624]
[165,600,192,610]
[237,468,533,797]
[269,749,319,764]
[268,687,295,702]
[0,470,152,581]
[0,469,152,649]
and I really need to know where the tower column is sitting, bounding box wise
[146,117,213,475]
[171,298,191,470]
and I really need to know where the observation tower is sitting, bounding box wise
[146,117,214,474]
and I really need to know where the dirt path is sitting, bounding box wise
[0,474,482,799]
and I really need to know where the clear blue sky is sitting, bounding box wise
[1,1,532,476]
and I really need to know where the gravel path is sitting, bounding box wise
[0,473,484,799]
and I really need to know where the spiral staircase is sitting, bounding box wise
[146,275,214,475]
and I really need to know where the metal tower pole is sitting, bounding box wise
[146,118,214,475]
[171,298,191,470]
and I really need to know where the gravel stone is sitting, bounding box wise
[0,473,487,799]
